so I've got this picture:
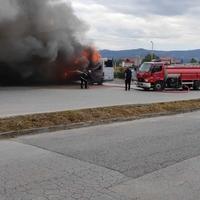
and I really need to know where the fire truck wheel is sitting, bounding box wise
[193,81,200,90]
[154,81,164,91]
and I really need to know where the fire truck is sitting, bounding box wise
[136,62,200,91]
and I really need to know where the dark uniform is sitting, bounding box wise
[80,72,88,89]
[125,68,132,91]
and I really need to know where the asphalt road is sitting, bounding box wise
[0,84,200,117]
[1,111,200,199]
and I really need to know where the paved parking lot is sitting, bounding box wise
[0,84,200,117]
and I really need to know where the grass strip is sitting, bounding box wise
[0,99,200,136]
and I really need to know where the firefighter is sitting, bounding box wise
[124,67,132,91]
[80,71,88,89]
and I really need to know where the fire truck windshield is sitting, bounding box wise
[139,63,152,72]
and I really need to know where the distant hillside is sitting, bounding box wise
[100,48,200,62]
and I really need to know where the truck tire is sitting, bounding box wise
[154,81,164,91]
[193,80,200,90]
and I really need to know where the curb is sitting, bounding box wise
[0,108,199,139]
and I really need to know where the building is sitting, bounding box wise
[121,57,142,68]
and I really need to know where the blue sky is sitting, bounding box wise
[71,0,200,50]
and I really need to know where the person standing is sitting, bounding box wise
[80,71,88,89]
[125,67,132,91]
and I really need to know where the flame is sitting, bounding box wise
[70,46,101,71]
[81,47,101,64]
[91,48,101,64]
[59,46,101,81]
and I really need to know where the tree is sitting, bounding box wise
[190,58,198,63]
[116,59,123,67]
[142,54,159,63]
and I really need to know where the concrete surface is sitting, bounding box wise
[111,155,200,200]
[0,84,200,117]
[0,111,199,199]
[18,111,200,179]
[0,140,130,200]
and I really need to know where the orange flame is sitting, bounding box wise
[91,48,101,64]
[81,47,101,64]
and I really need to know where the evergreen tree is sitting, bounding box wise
[142,54,159,63]
[190,58,198,63]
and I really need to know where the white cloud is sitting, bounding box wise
[71,0,200,50]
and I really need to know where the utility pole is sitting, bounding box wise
[150,41,154,61]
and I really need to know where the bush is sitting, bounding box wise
[114,67,125,79]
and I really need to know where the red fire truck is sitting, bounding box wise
[136,62,200,91]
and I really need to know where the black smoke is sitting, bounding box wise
[0,0,90,85]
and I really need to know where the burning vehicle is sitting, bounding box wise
[0,0,103,85]
[68,47,104,85]
[0,47,104,85]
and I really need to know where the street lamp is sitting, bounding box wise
[150,41,154,61]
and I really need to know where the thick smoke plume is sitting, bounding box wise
[0,0,96,85]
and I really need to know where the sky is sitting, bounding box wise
[70,0,200,51]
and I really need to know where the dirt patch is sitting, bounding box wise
[0,99,200,138]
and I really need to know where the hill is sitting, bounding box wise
[100,48,200,62]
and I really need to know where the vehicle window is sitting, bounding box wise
[105,60,113,67]
[152,65,162,73]
[139,63,152,72]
